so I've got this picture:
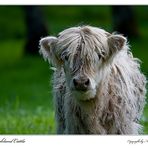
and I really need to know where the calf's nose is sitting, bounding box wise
[73,77,90,91]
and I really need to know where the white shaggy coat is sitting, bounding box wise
[39,26,146,134]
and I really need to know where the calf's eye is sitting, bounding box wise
[98,54,102,59]
[64,55,69,61]
[61,51,69,61]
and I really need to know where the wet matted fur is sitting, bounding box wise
[39,26,147,134]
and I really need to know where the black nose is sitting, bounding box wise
[73,77,90,91]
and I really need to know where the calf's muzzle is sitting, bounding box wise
[73,77,90,91]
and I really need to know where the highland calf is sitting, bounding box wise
[39,26,146,134]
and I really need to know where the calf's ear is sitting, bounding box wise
[107,34,127,55]
[39,36,57,61]
[39,36,61,67]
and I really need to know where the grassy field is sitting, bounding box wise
[0,6,148,134]
[0,40,55,134]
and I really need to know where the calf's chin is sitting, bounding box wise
[71,89,97,101]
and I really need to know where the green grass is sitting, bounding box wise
[0,40,56,134]
[0,6,148,134]
[0,106,55,134]
[142,105,148,134]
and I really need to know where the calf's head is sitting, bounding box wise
[40,26,127,101]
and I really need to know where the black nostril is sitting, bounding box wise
[73,77,90,91]
[73,78,78,86]
[84,79,90,86]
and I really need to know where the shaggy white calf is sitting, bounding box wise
[39,26,146,134]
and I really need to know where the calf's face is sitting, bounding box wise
[39,26,126,101]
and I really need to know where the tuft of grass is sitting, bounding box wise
[0,107,55,134]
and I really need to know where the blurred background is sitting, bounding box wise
[0,6,148,134]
